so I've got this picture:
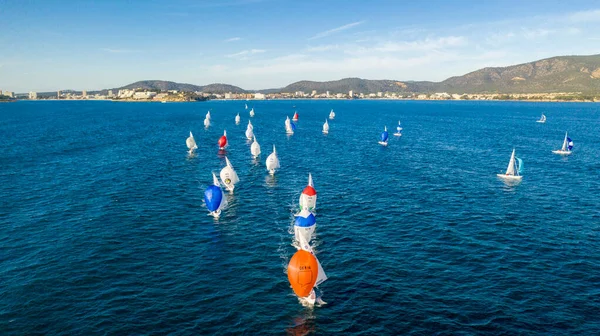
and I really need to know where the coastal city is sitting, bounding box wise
[1,88,596,102]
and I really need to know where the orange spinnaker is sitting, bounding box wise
[287,250,318,297]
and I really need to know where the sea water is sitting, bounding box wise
[1,100,599,334]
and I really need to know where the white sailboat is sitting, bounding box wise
[203,117,210,128]
[266,145,280,175]
[245,103,248,110]
[245,120,254,140]
[186,131,198,154]
[329,109,335,120]
[204,173,227,218]
[219,157,240,192]
[536,113,546,123]
[206,111,211,120]
[251,136,261,157]
[378,126,389,146]
[249,108,255,117]
[322,119,329,134]
[285,116,294,134]
[552,132,573,155]
[393,121,402,136]
[497,148,523,180]
[235,113,241,125]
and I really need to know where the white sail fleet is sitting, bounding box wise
[194,105,573,305]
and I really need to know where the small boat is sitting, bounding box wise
[186,131,198,154]
[218,130,227,149]
[245,121,254,140]
[536,113,546,123]
[235,113,240,125]
[497,148,523,180]
[329,109,335,120]
[552,132,573,155]
[161,101,166,103]
[219,157,240,192]
[322,119,329,134]
[251,136,261,157]
[378,126,388,146]
[249,108,255,117]
[204,172,227,218]
[266,145,280,174]
[245,103,248,110]
[393,121,402,136]
[204,117,210,128]
[288,249,327,306]
[292,111,299,122]
[299,173,317,212]
[285,116,294,135]
[294,208,316,251]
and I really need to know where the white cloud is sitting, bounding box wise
[306,44,340,52]
[309,21,364,40]
[224,37,241,42]
[225,49,266,59]
[345,36,467,55]
[522,28,552,40]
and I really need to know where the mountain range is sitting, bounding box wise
[57,54,600,96]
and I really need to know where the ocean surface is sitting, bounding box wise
[1,99,599,335]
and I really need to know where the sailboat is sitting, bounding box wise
[552,132,573,155]
[245,103,248,110]
[497,149,523,180]
[285,116,294,134]
[378,126,389,146]
[235,113,241,125]
[329,109,335,120]
[299,173,317,212]
[322,119,329,134]
[292,111,299,122]
[537,113,546,123]
[249,108,255,117]
[206,111,211,120]
[219,157,240,192]
[186,131,198,154]
[245,121,254,140]
[203,117,210,128]
[251,136,261,157]
[204,172,227,218]
[266,145,280,174]
[218,130,227,149]
[393,121,402,136]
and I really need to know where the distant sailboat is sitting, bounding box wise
[245,103,248,110]
[537,113,546,123]
[249,108,255,117]
[552,132,573,155]
[251,136,261,157]
[497,148,523,180]
[285,116,294,134]
[220,157,240,192]
[292,111,299,121]
[266,145,280,175]
[204,117,210,128]
[378,126,389,146]
[322,119,329,134]
[299,173,317,212]
[245,121,254,140]
[393,121,402,136]
[204,173,227,218]
[218,130,227,149]
[329,109,335,120]
[186,131,198,154]
[235,113,241,125]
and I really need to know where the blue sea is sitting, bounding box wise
[1,100,599,335]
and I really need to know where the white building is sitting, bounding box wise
[29,91,37,99]
[224,93,233,99]
[336,93,344,98]
[3,91,14,98]
[348,90,353,97]
[326,91,330,98]
[254,93,266,100]
[82,90,87,98]
[132,91,157,99]
[377,92,383,97]
[311,90,317,96]
[107,90,114,98]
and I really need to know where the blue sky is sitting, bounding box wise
[1,0,600,92]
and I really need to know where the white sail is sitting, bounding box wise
[323,120,329,134]
[266,145,280,174]
[308,173,313,187]
[186,131,198,151]
[206,111,211,120]
[245,124,254,140]
[314,255,328,286]
[251,136,261,157]
[285,116,294,134]
[247,120,254,130]
[204,117,210,127]
[219,157,240,192]
[299,173,317,211]
[211,172,227,212]
[329,109,335,119]
[249,108,255,117]
[505,149,517,175]
[245,103,248,109]
[561,132,568,151]
[235,113,241,124]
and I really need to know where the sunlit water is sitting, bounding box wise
[1,100,599,335]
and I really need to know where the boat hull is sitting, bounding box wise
[496,174,522,180]
[378,141,388,146]
[536,120,545,123]
[393,133,402,136]
[552,150,572,155]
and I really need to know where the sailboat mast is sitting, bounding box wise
[562,132,568,151]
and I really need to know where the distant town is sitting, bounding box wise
[1,88,598,102]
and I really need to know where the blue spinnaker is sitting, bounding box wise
[380,131,388,142]
[567,137,574,150]
[204,185,223,212]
